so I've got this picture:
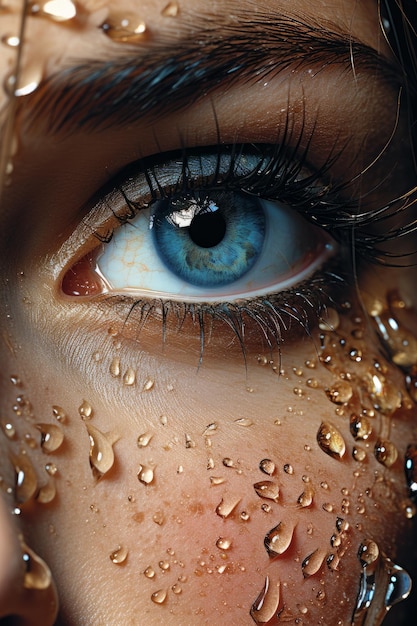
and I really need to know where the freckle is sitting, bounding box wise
[109,357,121,377]
[78,400,93,420]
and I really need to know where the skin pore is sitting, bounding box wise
[0,0,417,624]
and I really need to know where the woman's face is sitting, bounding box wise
[0,1,416,624]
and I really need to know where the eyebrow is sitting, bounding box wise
[26,12,400,134]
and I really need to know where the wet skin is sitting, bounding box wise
[0,1,417,624]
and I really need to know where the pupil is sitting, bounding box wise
[189,209,226,248]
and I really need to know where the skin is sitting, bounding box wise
[0,0,417,624]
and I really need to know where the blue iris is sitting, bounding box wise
[151,190,266,287]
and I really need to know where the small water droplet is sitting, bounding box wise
[45,462,58,476]
[143,378,154,391]
[51,405,67,423]
[374,439,398,468]
[1,421,16,439]
[10,375,22,386]
[36,423,64,453]
[261,503,272,513]
[161,1,180,17]
[152,510,165,525]
[264,521,294,557]
[352,446,367,462]
[137,464,154,485]
[326,380,353,404]
[1,34,20,47]
[253,480,280,502]
[216,537,232,551]
[86,423,117,480]
[319,308,340,331]
[5,63,43,97]
[306,378,319,389]
[349,414,372,441]
[215,496,241,518]
[223,457,235,468]
[123,367,136,386]
[259,459,275,475]
[144,566,155,578]
[101,13,148,43]
[159,560,170,571]
[240,511,250,521]
[110,545,128,564]
[209,476,225,486]
[297,484,314,508]
[79,399,93,420]
[137,432,153,448]
[317,421,346,459]
[234,417,254,427]
[110,357,121,377]
[250,576,280,624]
[322,502,333,513]
[283,463,294,475]
[11,452,38,504]
[172,582,182,594]
[405,443,417,501]
[151,588,167,604]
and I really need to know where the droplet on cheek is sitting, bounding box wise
[264,521,295,557]
[86,423,118,480]
[10,451,38,505]
[110,545,128,564]
[36,422,64,453]
[301,548,326,578]
[316,421,346,459]
[250,576,280,624]
[253,480,280,502]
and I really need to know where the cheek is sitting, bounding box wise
[1,289,416,625]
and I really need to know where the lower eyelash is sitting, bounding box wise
[97,261,348,365]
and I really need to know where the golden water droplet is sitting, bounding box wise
[297,484,314,508]
[137,464,154,485]
[322,502,333,513]
[123,367,136,386]
[253,480,279,502]
[368,373,401,414]
[159,560,170,571]
[319,308,340,331]
[152,510,165,525]
[5,64,43,97]
[11,452,37,504]
[79,400,93,420]
[28,0,77,21]
[137,432,153,448]
[101,13,148,43]
[358,539,379,566]
[143,378,154,391]
[283,463,294,475]
[240,511,250,521]
[250,576,280,624]
[259,459,275,475]
[374,439,398,468]
[216,537,232,551]
[1,421,16,439]
[306,378,319,389]
[109,357,121,377]
[144,566,155,578]
[301,548,326,578]
[51,405,67,423]
[326,380,353,404]
[264,521,294,557]
[21,541,53,590]
[45,462,58,476]
[234,417,254,427]
[86,423,117,480]
[36,423,64,453]
[210,476,225,486]
[161,1,179,17]
[317,421,346,459]
[349,414,372,440]
[172,583,182,594]
[110,545,128,564]
[215,495,241,518]
[352,446,367,462]
[223,457,235,468]
[151,588,167,604]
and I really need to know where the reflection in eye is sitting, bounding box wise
[62,147,338,304]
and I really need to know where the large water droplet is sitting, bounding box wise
[253,480,280,502]
[405,443,417,502]
[10,451,37,504]
[101,13,148,43]
[110,545,128,564]
[264,521,294,557]
[86,423,117,480]
[250,576,280,624]
[21,541,53,590]
[215,495,241,518]
[367,373,402,415]
[36,423,64,453]
[301,549,325,578]
[317,421,346,458]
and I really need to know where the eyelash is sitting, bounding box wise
[79,126,412,361]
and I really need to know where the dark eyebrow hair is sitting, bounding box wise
[26,12,401,134]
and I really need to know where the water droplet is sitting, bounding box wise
[152,510,165,525]
[150,587,167,605]
[349,414,372,441]
[36,423,64,453]
[172,583,182,594]
[137,464,154,485]
[144,566,155,578]
[4,63,43,97]
[368,373,402,415]
[45,462,58,476]
[240,511,250,521]
[261,503,272,513]
[86,423,117,480]
[10,452,37,504]
[322,502,333,513]
[110,545,128,564]
[21,541,53,590]
[161,2,180,17]
[352,446,367,462]
[234,417,254,427]
[209,476,225,486]
[1,34,20,47]
[159,560,170,571]
[253,480,280,502]
[306,378,319,389]
[137,432,153,448]
[358,540,380,566]
[405,443,417,501]
[79,400,93,420]
[319,308,340,331]
[297,484,314,508]
[216,537,232,551]
[336,517,349,533]
[1,421,16,439]
[36,478,56,504]
[28,0,77,21]
[10,375,22,386]
[143,378,154,391]
[317,421,346,459]
[215,496,241,518]
[223,457,235,468]
[305,359,317,369]
[51,405,67,423]
[283,463,294,475]
[374,439,398,468]
[326,380,353,404]
[259,459,276,475]
[349,348,363,363]
[101,13,148,43]
[109,357,121,377]
[123,367,136,386]
[264,521,294,557]
[250,576,280,624]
